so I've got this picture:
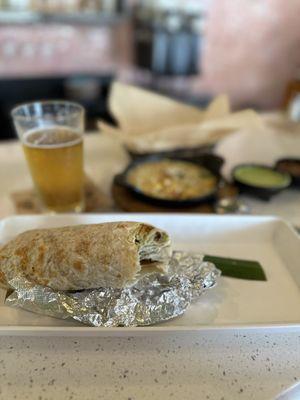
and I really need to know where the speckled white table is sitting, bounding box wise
[0,331,299,400]
[0,134,299,400]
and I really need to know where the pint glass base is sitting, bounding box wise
[43,199,85,214]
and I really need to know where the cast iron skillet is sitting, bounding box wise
[114,154,224,208]
[126,145,215,161]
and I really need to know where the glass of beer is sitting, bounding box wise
[11,101,85,213]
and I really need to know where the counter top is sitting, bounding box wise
[0,331,299,400]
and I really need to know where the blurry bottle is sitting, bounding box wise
[100,0,116,13]
[132,4,154,69]
[166,11,191,76]
[151,10,169,74]
[115,0,125,14]
[186,12,203,75]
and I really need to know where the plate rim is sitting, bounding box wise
[0,322,300,337]
[0,213,299,335]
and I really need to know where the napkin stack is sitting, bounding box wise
[215,112,300,179]
[99,82,263,154]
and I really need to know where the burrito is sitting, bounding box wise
[0,222,171,291]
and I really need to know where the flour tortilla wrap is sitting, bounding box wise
[0,222,171,291]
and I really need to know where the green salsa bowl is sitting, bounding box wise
[232,164,291,201]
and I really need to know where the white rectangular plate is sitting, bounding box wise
[0,213,300,336]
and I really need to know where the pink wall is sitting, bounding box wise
[202,0,300,108]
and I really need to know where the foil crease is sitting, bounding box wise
[5,251,220,327]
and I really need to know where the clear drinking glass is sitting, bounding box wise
[11,101,85,213]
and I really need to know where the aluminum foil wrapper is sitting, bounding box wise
[5,251,220,327]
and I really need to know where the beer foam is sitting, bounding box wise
[23,127,82,148]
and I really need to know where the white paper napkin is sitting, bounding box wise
[215,113,300,180]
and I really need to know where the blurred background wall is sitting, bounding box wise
[0,0,300,138]
[203,0,300,109]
